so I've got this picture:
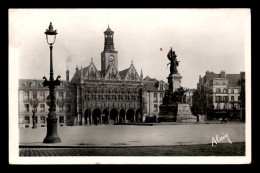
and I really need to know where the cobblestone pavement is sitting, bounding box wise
[19,142,245,156]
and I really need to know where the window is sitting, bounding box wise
[231,89,234,93]
[59,105,63,112]
[216,88,221,93]
[59,116,64,123]
[160,84,163,90]
[66,116,71,121]
[154,104,158,112]
[215,96,222,102]
[160,93,163,102]
[231,96,234,101]
[24,116,30,124]
[238,96,241,101]
[40,104,45,111]
[154,93,158,102]
[59,92,63,98]
[67,104,71,112]
[40,91,45,97]
[224,96,228,102]
[66,92,71,98]
[25,104,29,112]
[24,91,29,96]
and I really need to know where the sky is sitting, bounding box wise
[9,9,250,89]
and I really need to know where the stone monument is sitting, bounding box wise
[158,47,197,122]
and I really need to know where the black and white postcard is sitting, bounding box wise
[9,8,251,164]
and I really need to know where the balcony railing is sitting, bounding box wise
[215,100,229,103]
[229,100,239,103]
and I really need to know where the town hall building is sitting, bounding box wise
[70,26,143,125]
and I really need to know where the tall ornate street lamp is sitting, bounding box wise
[30,92,38,129]
[42,22,61,143]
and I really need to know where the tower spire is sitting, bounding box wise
[80,66,84,83]
[104,25,115,52]
[140,69,143,84]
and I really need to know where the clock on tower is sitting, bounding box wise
[101,25,118,76]
[109,55,115,63]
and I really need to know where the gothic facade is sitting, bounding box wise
[70,26,144,125]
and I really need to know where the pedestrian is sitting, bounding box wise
[97,117,99,125]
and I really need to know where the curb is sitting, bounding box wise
[18,142,244,148]
[19,143,207,148]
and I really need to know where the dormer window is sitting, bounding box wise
[160,84,163,90]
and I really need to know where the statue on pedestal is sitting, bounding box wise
[167,47,180,75]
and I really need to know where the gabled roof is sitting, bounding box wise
[119,68,129,79]
[104,63,121,79]
[70,70,80,83]
[143,77,161,91]
[71,60,102,83]
[84,62,101,79]
[143,75,152,81]
[82,66,89,76]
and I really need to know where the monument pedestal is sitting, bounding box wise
[167,74,182,92]
[158,103,178,122]
[176,103,197,123]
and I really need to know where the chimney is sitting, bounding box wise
[206,71,209,75]
[220,70,225,78]
[240,71,245,80]
[66,69,70,82]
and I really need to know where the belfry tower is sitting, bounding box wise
[101,25,118,77]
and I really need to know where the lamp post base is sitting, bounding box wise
[43,116,61,143]
[43,136,61,143]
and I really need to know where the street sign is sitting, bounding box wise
[46,95,56,106]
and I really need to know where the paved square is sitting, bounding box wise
[20,123,245,146]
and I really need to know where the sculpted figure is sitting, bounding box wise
[167,47,179,75]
